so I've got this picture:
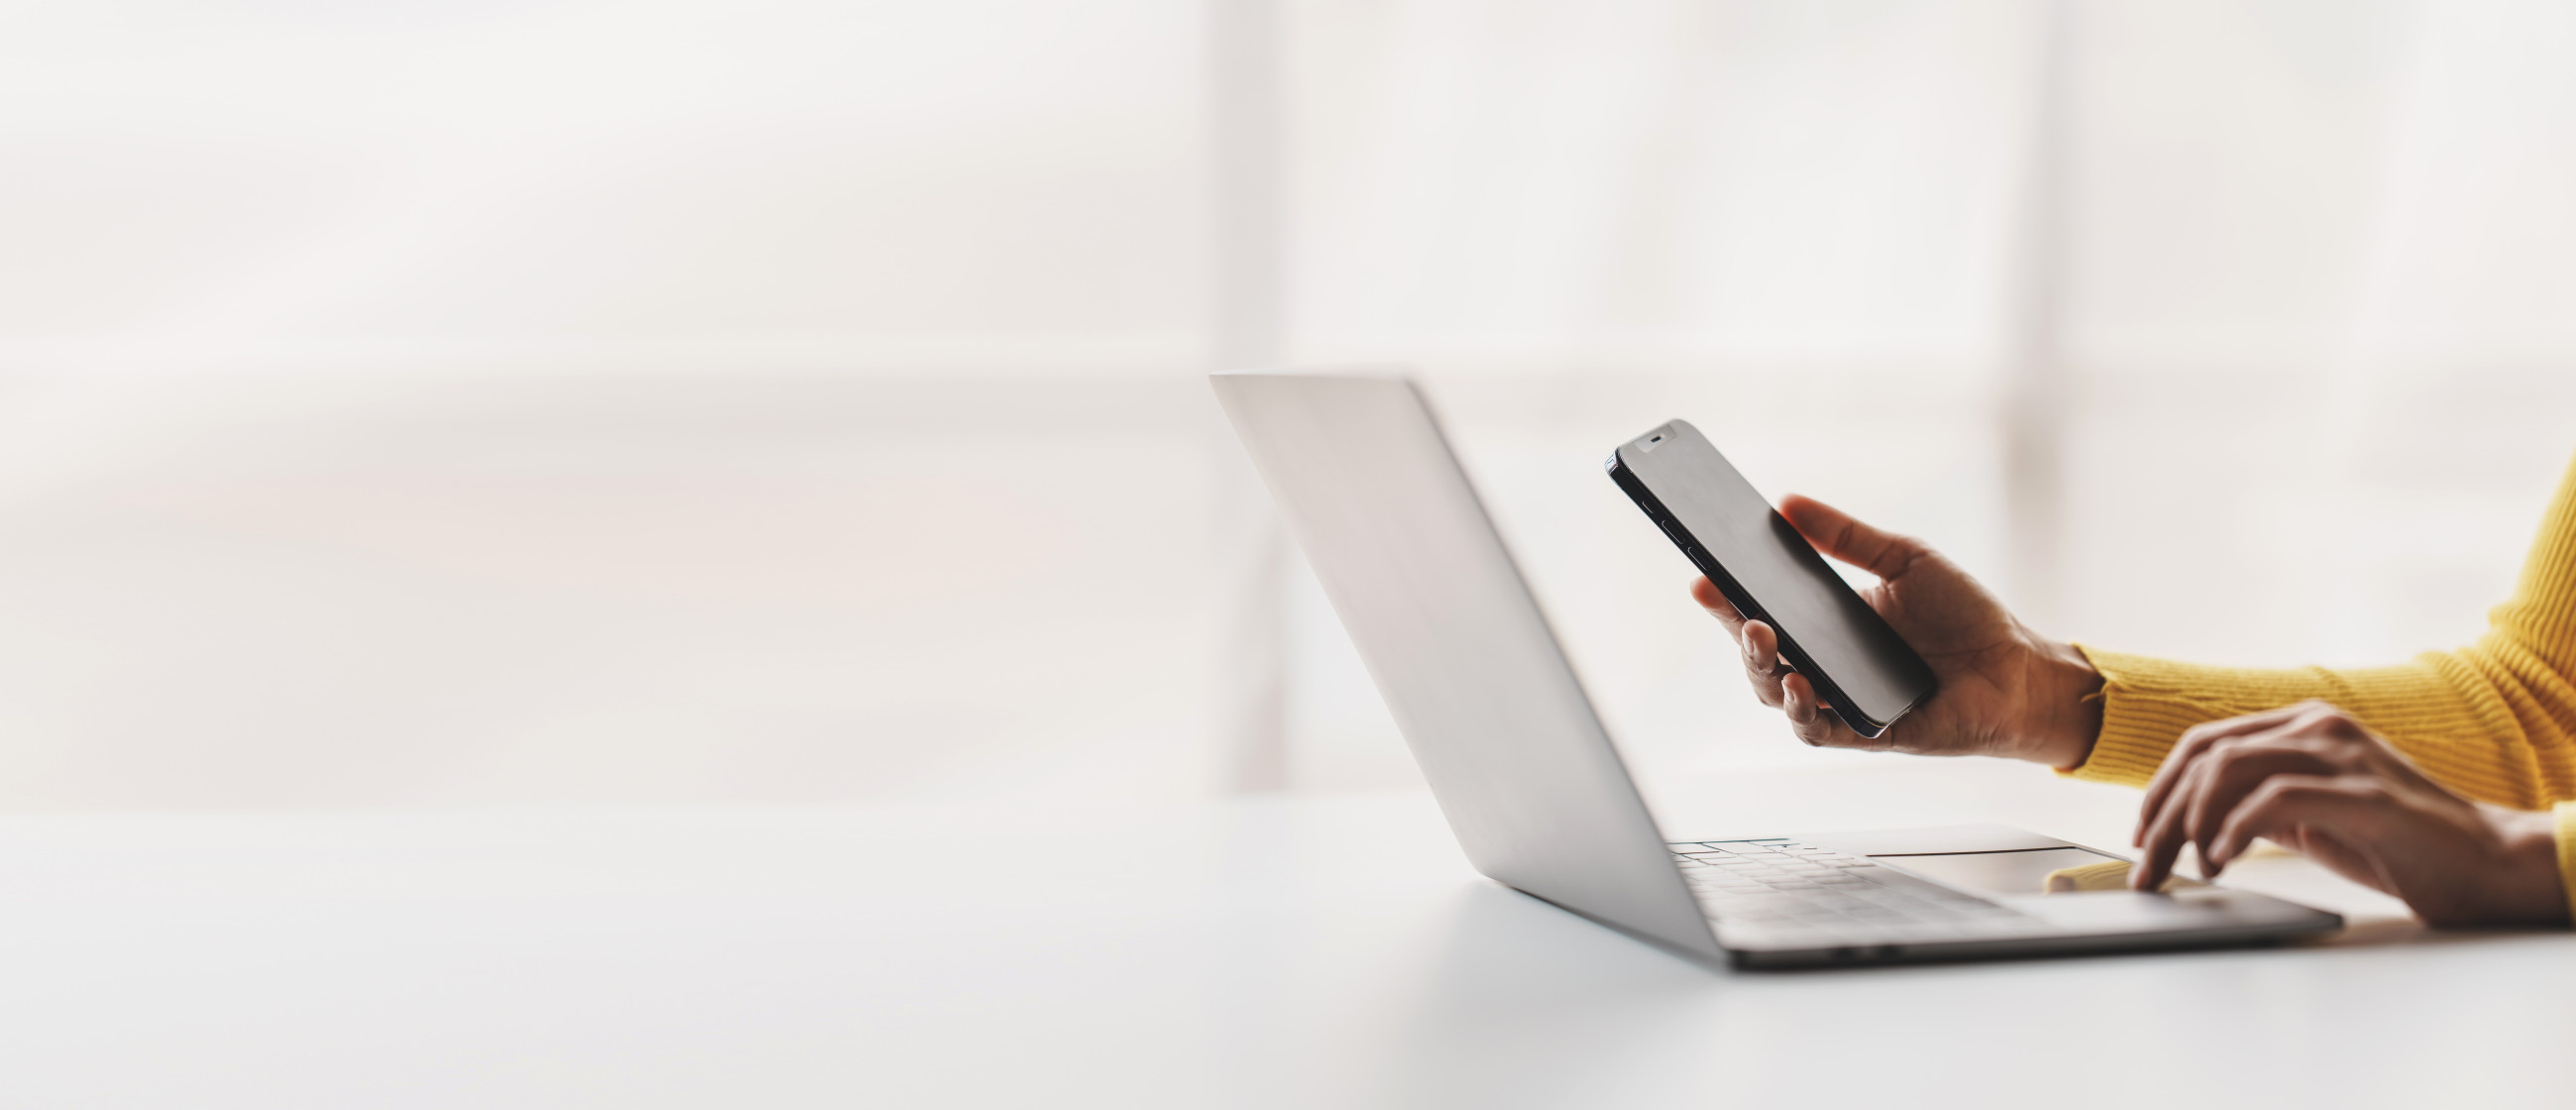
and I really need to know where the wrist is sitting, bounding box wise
[2021,637,2103,770]
[2485,807,2571,926]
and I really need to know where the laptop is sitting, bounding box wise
[1211,371,2342,968]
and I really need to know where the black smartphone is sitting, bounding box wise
[1606,419,1935,737]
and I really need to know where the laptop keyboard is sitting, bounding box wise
[1671,839,2045,947]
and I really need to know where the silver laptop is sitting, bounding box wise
[1211,371,2341,968]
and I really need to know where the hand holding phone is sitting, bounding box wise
[1607,420,1936,737]
[1609,419,2106,766]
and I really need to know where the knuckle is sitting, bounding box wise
[2293,701,2358,731]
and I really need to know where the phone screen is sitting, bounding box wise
[1608,419,1935,732]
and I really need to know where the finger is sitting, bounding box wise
[1777,495,1920,581]
[2182,737,2340,878]
[2133,723,2314,887]
[2133,750,2224,890]
[1780,672,1870,748]
[2136,709,2304,844]
[2207,776,2394,872]
[1689,577,1745,635]
[2134,703,2328,845]
[1741,620,1786,708]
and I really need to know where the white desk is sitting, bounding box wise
[0,759,2562,1108]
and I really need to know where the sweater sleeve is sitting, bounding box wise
[2063,448,2576,920]
[2063,447,2576,807]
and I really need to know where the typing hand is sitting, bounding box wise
[1690,495,2102,767]
[2130,701,2569,926]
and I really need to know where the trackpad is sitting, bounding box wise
[1878,846,2182,895]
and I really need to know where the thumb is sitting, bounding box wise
[1778,495,1918,580]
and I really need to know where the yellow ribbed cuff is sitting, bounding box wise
[2060,645,2238,787]
[2556,802,2576,926]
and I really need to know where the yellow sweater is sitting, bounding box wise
[2068,449,2576,917]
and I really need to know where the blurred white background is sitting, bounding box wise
[1,0,2572,811]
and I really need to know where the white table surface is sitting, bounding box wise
[0,757,2562,1109]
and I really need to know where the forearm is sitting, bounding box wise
[2066,643,2576,808]
[2069,643,2576,926]
[2066,450,2576,798]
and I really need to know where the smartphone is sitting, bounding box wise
[1605,419,1935,737]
